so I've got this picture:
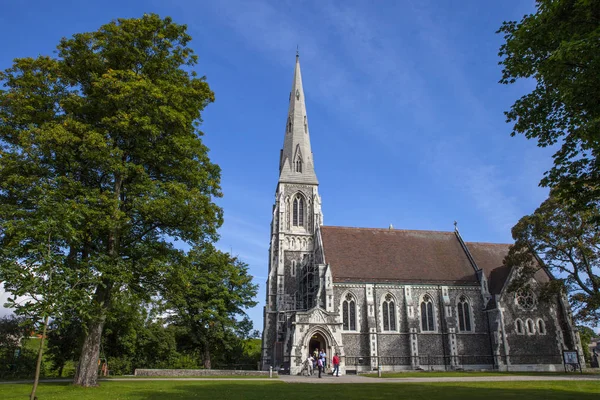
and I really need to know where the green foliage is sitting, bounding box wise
[577,325,595,363]
[0,13,223,385]
[505,193,600,324]
[164,243,258,368]
[498,0,600,212]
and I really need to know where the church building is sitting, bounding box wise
[260,54,584,375]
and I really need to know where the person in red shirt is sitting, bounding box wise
[332,353,340,377]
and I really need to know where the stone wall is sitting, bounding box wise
[134,369,277,377]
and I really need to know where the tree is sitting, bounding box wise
[498,0,600,211]
[0,14,222,386]
[577,325,595,363]
[164,244,258,369]
[506,193,600,325]
[0,315,30,350]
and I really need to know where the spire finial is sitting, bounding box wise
[454,220,459,232]
[296,45,299,58]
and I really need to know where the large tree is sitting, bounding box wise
[498,0,600,210]
[506,193,599,325]
[164,244,257,369]
[0,14,222,386]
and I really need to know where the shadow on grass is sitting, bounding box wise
[129,381,599,400]
[1,380,598,400]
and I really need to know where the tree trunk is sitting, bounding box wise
[203,347,211,369]
[30,315,49,400]
[73,316,106,387]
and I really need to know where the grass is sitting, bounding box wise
[363,370,600,378]
[0,380,598,400]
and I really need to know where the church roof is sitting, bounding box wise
[466,241,551,294]
[465,242,512,294]
[320,226,480,284]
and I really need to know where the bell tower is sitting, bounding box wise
[261,53,323,369]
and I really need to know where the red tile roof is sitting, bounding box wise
[466,242,551,294]
[465,242,512,294]
[320,226,479,284]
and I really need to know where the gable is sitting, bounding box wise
[466,242,551,295]
[320,226,478,284]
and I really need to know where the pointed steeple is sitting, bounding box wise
[278,53,318,185]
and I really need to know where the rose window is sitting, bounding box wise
[515,290,536,310]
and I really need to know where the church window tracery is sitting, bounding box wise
[382,294,396,331]
[343,293,357,331]
[292,194,304,227]
[457,296,472,332]
[515,290,536,310]
[296,158,302,173]
[420,295,435,332]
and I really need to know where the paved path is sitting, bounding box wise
[279,374,600,384]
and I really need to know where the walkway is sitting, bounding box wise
[279,374,600,384]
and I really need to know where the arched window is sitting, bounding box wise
[292,195,304,227]
[343,293,356,331]
[420,295,435,332]
[537,319,546,335]
[287,116,292,132]
[457,296,472,332]
[515,319,524,335]
[295,158,302,173]
[382,294,396,331]
[526,318,535,335]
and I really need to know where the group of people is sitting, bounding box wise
[303,348,340,378]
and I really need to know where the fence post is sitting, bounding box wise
[378,364,382,378]
[269,366,273,378]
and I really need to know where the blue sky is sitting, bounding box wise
[0,0,554,330]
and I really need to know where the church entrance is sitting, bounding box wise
[308,332,329,367]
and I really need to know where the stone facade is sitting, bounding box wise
[260,56,583,375]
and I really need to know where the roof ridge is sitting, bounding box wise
[321,225,455,235]
[466,241,512,246]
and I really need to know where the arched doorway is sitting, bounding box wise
[309,332,327,357]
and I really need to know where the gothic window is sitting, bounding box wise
[287,116,292,132]
[537,319,546,335]
[295,158,302,173]
[457,296,472,332]
[304,116,307,133]
[420,295,435,332]
[515,319,524,335]
[291,260,296,277]
[382,294,396,331]
[515,290,536,310]
[343,293,357,331]
[526,318,535,335]
[292,194,304,227]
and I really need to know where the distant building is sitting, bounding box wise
[261,55,584,375]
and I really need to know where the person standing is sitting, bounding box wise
[306,355,314,376]
[332,353,340,377]
[320,349,327,372]
[313,348,319,371]
[317,356,323,378]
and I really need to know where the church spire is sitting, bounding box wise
[278,53,318,185]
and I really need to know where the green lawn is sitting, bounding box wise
[1,380,598,400]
